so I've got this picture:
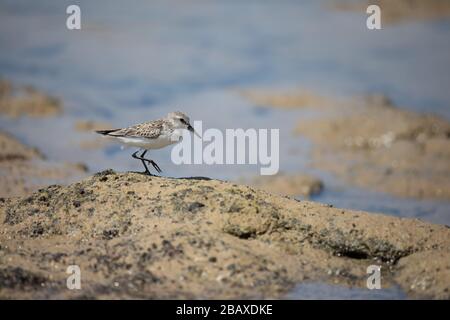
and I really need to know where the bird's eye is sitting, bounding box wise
[180,119,186,124]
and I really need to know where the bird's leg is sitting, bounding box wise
[139,150,162,173]
[132,150,152,175]
[132,150,162,175]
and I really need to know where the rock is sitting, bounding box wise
[243,173,323,197]
[74,120,113,133]
[295,98,450,200]
[74,120,115,150]
[243,87,450,200]
[425,138,450,158]
[0,130,88,198]
[333,0,450,25]
[0,79,61,118]
[0,170,448,299]
[239,88,331,109]
[0,130,42,162]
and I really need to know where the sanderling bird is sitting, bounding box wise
[96,111,199,175]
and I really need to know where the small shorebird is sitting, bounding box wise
[96,111,199,175]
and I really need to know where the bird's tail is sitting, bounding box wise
[96,129,119,136]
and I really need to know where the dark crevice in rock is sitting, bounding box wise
[335,249,369,260]
[0,267,47,289]
[306,228,414,264]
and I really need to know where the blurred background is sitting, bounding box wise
[1,0,449,227]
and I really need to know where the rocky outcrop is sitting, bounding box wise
[0,79,61,118]
[242,88,450,200]
[0,131,87,198]
[1,170,448,299]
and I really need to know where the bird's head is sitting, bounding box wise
[167,111,200,138]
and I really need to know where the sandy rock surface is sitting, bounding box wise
[1,170,449,299]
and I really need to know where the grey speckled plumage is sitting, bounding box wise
[95,111,198,175]
[100,118,167,139]
[96,111,191,139]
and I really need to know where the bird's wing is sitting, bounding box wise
[106,119,164,139]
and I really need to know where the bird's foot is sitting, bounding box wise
[147,160,162,173]
[143,170,154,176]
[132,151,162,175]
[140,156,162,173]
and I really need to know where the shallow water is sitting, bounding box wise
[0,0,449,298]
[1,0,449,220]
[286,282,407,300]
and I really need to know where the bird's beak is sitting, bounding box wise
[187,124,201,139]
